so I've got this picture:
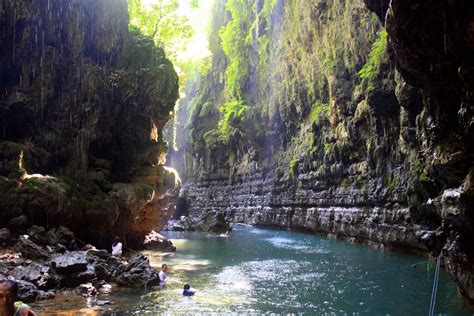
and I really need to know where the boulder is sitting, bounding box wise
[7,215,28,230]
[86,248,111,260]
[37,290,55,300]
[27,225,46,244]
[96,300,110,306]
[55,226,75,246]
[17,280,39,303]
[45,226,76,249]
[44,229,58,246]
[106,255,124,273]
[51,251,88,274]
[113,254,159,287]
[143,230,176,251]
[94,263,112,281]
[15,235,50,260]
[56,264,96,288]
[98,283,112,294]
[77,283,97,296]
[0,228,11,242]
[13,263,56,290]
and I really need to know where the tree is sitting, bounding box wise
[128,0,194,60]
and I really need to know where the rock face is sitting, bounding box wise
[171,0,474,302]
[182,174,421,252]
[0,0,179,247]
[363,0,474,303]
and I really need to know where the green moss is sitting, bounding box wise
[358,30,388,79]
[217,100,250,143]
[324,143,331,155]
[289,154,298,178]
[309,101,329,123]
[387,177,399,191]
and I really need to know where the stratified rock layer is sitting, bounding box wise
[172,0,474,302]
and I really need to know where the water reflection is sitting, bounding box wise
[31,225,474,315]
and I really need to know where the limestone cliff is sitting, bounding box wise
[171,0,474,301]
[0,0,180,247]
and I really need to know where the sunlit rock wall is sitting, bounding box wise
[0,0,180,247]
[171,0,422,251]
[173,0,474,300]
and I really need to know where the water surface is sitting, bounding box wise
[32,225,474,315]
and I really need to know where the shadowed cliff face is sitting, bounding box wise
[0,0,180,247]
[365,0,474,302]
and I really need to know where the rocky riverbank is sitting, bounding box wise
[0,224,174,304]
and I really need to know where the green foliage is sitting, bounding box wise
[289,154,298,177]
[324,143,331,155]
[217,100,250,143]
[190,0,199,9]
[310,101,329,123]
[128,0,194,59]
[387,177,399,191]
[219,0,252,99]
[18,151,25,174]
[358,30,388,79]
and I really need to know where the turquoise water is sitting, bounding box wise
[33,225,473,315]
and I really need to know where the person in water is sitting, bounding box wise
[159,264,168,289]
[182,283,196,296]
[0,280,37,316]
[111,236,122,257]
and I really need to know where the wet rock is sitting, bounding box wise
[98,283,112,294]
[0,228,11,242]
[37,290,55,300]
[114,254,159,287]
[163,219,188,231]
[86,248,111,260]
[17,280,39,303]
[7,215,28,230]
[55,226,75,246]
[94,263,112,281]
[96,300,110,306]
[13,263,56,290]
[77,283,97,296]
[143,231,176,251]
[74,264,97,284]
[27,225,46,244]
[45,226,76,249]
[51,251,88,274]
[15,235,50,260]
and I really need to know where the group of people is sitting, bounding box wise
[113,238,196,297]
[0,280,36,316]
[159,264,196,296]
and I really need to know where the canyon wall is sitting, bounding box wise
[0,0,180,247]
[171,0,474,301]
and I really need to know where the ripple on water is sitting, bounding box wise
[265,236,332,254]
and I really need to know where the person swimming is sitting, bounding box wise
[182,283,196,296]
[159,264,168,290]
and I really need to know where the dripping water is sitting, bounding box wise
[384,0,393,29]
[41,30,45,123]
[12,6,16,65]
[443,11,447,55]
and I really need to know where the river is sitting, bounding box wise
[32,225,473,315]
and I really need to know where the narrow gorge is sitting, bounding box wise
[0,0,473,313]
[169,0,474,303]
